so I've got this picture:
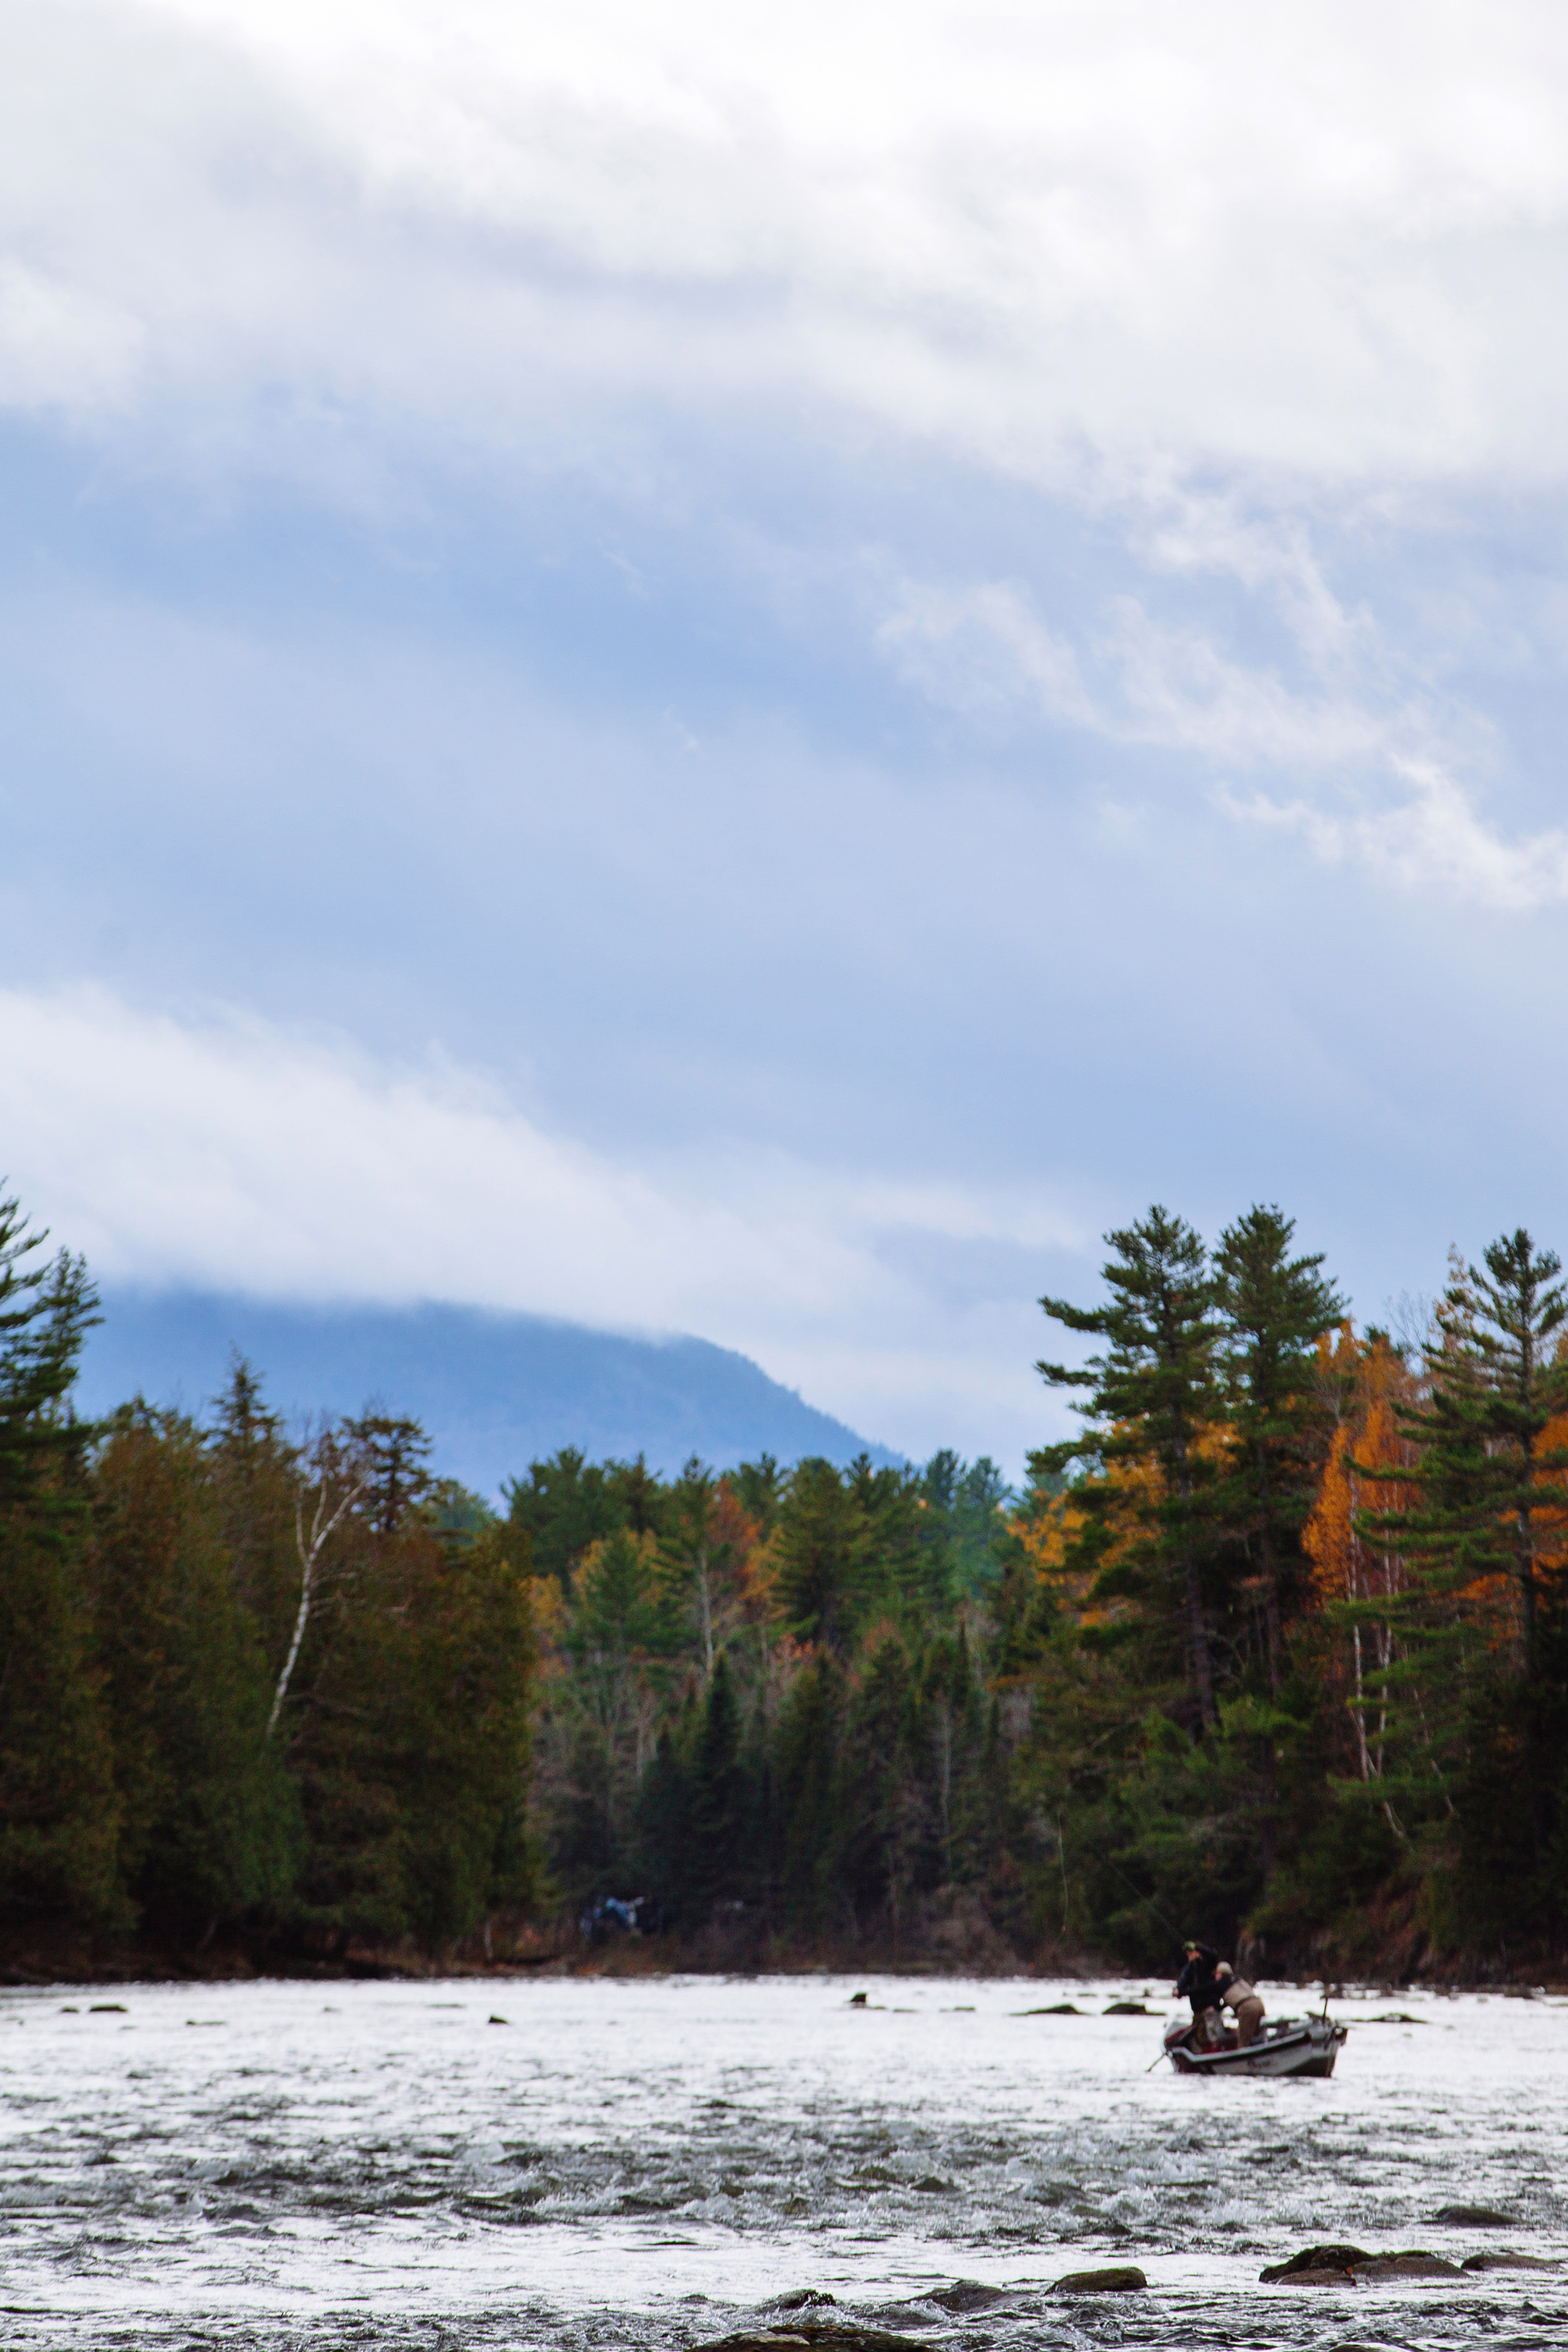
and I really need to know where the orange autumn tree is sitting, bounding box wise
[1304,1331,1416,1826]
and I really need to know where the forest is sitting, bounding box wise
[2,1183,1566,1980]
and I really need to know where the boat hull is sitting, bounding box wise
[1164,2019,1348,2079]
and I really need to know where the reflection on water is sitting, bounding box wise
[1,1976,1565,2347]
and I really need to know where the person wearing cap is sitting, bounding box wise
[1173,1939,1226,2049]
[1214,1961,1265,2046]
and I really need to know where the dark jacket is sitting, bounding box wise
[1175,1947,1224,2013]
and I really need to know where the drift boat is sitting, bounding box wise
[1161,2012,1348,2079]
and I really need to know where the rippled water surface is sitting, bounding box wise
[2,1974,1565,2349]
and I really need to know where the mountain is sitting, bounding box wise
[75,1291,902,1497]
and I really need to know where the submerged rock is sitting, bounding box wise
[1018,2003,1082,2016]
[770,2293,837,2311]
[1051,2266,1147,2294]
[1461,2251,1558,2272]
[1102,2001,1152,2015]
[695,2328,928,2352]
[1433,2204,1514,2227]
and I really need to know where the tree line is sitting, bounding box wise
[3,1180,1566,1973]
[0,1194,534,1958]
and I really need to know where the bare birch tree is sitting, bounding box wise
[267,1425,368,1739]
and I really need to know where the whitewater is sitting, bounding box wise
[1,1974,1563,2347]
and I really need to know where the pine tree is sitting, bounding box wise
[1365,1232,1568,1679]
[1036,1207,1223,1727]
[837,1633,918,1934]
[686,1652,748,1920]
[775,1655,844,1931]
[89,1406,299,1938]
[0,1193,100,1515]
[774,1460,865,1652]
[0,1194,120,1933]
[1214,1204,1345,1689]
[1356,1231,1568,1898]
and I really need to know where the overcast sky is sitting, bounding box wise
[6,0,1568,1466]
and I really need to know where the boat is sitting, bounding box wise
[1161,2011,1348,2078]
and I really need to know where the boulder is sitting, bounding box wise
[1103,2001,1152,2015]
[1260,2247,1464,2286]
[925,2285,1006,2313]
[1051,2266,1147,2294]
[1433,2205,1514,2227]
[1260,2247,1370,2283]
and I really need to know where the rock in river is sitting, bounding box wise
[696,2327,926,2352]
[1051,2266,1147,2294]
[1433,2204,1515,2227]
[1260,2247,1369,2283]
[1462,2252,1559,2273]
[1358,2255,1463,2280]
[925,2284,1008,2314]
[1260,2246,1462,2285]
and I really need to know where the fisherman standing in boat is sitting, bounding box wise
[1214,1960,1265,2047]
[1174,1939,1227,2049]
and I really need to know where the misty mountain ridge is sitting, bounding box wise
[76,1290,903,1498]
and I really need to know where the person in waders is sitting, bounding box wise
[1214,1961,1265,2046]
[1173,1939,1226,2051]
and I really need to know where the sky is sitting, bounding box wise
[6,0,1568,1469]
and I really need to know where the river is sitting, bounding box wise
[2,1974,1563,2348]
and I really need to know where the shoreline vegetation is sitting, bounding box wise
[5,1191,1568,1987]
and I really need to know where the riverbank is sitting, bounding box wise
[6,1913,1566,1993]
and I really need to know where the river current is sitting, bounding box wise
[1,1974,1563,2350]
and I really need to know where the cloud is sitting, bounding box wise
[0,984,1080,1454]
[877,564,1408,767]
[10,0,1568,490]
[875,538,1568,907]
[1217,760,1568,911]
[876,578,1094,727]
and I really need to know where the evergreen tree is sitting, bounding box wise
[732,1454,784,1537]
[837,1633,918,1934]
[635,1719,694,1921]
[775,1460,865,1652]
[504,1446,628,1590]
[775,1656,844,1931]
[1037,1207,1224,1727]
[0,1194,100,1514]
[90,1407,298,1938]
[686,1652,748,1920]
[1214,1204,1345,1687]
[0,1194,120,1931]
[1357,1230,1568,1904]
